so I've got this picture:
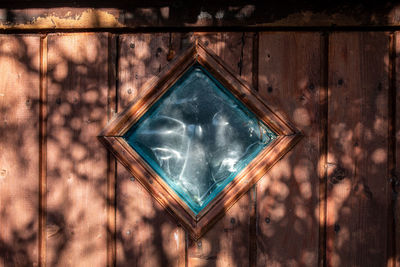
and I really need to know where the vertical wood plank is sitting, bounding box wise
[257,32,322,266]
[116,33,186,267]
[250,31,260,267]
[394,32,400,267]
[187,32,254,267]
[46,33,109,266]
[0,35,40,266]
[319,32,329,267]
[118,32,188,109]
[107,33,118,267]
[327,32,389,267]
[39,34,48,267]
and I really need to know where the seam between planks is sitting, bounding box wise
[6,26,400,34]
[318,31,329,267]
[388,32,397,267]
[31,30,394,267]
[39,34,48,267]
[249,31,259,267]
[185,231,188,267]
[107,33,118,267]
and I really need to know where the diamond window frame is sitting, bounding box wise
[99,41,301,239]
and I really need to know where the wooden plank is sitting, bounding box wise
[257,32,321,266]
[187,32,253,267]
[116,33,186,267]
[39,34,48,267]
[250,31,259,267]
[46,33,109,266]
[118,33,183,110]
[394,32,400,267]
[0,35,40,266]
[116,163,186,267]
[107,33,117,267]
[319,32,329,267]
[327,32,389,266]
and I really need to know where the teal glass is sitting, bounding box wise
[124,64,276,214]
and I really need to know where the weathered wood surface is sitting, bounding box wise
[0,35,40,266]
[256,32,321,266]
[116,33,186,267]
[106,33,117,267]
[46,33,109,266]
[395,32,400,267]
[327,32,390,267]
[0,30,398,267]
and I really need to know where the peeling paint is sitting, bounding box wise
[235,5,255,20]
[266,11,362,27]
[0,9,124,29]
[0,5,397,30]
[197,11,213,20]
[184,10,365,27]
[215,10,225,20]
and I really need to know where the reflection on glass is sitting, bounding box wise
[124,65,276,214]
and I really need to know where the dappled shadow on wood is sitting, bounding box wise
[0,30,395,267]
[0,36,40,266]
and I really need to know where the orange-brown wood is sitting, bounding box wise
[116,33,186,267]
[250,31,260,267]
[46,33,109,266]
[0,29,398,267]
[0,35,40,266]
[327,32,390,267]
[39,34,48,267]
[394,32,400,267]
[319,32,329,267]
[107,33,117,267]
[257,32,322,266]
[118,33,186,110]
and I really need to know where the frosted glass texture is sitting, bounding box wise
[124,65,276,214]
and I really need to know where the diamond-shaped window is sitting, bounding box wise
[99,42,301,239]
[123,64,277,214]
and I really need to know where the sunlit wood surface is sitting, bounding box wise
[0,30,398,267]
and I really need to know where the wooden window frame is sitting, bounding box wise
[98,41,302,239]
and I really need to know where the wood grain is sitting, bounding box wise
[327,32,389,267]
[257,32,322,266]
[116,33,186,267]
[46,33,109,266]
[0,35,40,266]
[118,33,186,110]
[394,32,400,267]
[187,32,254,267]
[107,33,117,267]
[39,34,48,267]
[0,30,395,267]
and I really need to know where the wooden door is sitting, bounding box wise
[0,31,395,267]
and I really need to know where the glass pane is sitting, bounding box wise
[124,65,276,214]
